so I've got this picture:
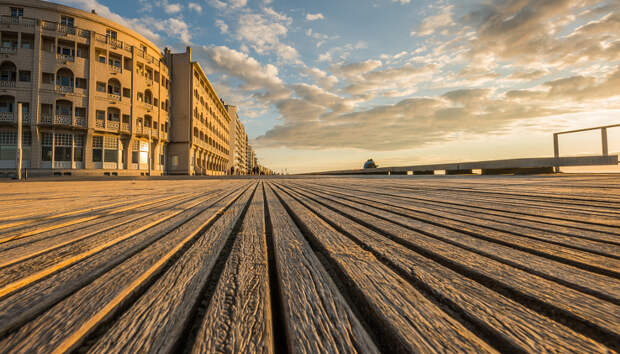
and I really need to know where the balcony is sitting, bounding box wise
[40,114,53,124]
[0,47,16,54]
[109,65,121,73]
[143,102,154,111]
[108,120,120,130]
[108,93,121,101]
[0,111,12,122]
[75,116,87,128]
[54,114,72,126]
[0,80,15,88]
[55,85,74,94]
[121,122,130,132]
[0,16,35,28]
[96,119,105,129]
[57,53,75,62]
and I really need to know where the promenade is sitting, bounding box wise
[0,175,618,352]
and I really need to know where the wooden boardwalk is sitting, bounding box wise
[0,175,618,353]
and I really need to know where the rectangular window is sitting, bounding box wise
[10,7,23,17]
[123,88,131,98]
[41,133,53,161]
[92,136,103,162]
[96,82,105,92]
[18,71,31,82]
[98,55,106,64]
[75,78,87,89]
[60,16,74,27]
[103,136,118,162]
[74,135,84,161]
[21,34,34,49]
[54,133,72,162]
[77,44,89,59]
[75,107,86,117]
[42,72,54,84]
[106,29,117,39]
[96,110,105,120]
[124,57,132,70]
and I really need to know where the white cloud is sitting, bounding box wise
[413,5,454,36]
[306,13,324,21]
[164,2,182,14]
[188,2,202,13]
[215,19,229,34]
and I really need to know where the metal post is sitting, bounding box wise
[16,103,22,180]
[601,127,608,156]
[553,133,560,173]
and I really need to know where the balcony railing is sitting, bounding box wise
[0,16,35,27]
[108,120,120,130]
[56,85,74,94]
[40,114,53,124]
[58,24,76,36]
[0,80,16,88]
[57,53,75,62]
[96,119,105,129]
[54,114,72,125]
[109,65,121,73]
[143,102,153,111]
[0,111,13,122]
[75,116,87,128]
[108,92,121,101]
[0,47,16,54]
[121,122,130,132]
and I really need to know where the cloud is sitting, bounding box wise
[215,19,229,34]
[188,2,202,13]
[412,5,454,36]
[163,2,181,14]
[306,13,324,21]
[305,67,339,89]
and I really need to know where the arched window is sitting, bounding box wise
[144,89,152,104]
[56,68,74,87]
[0,95,14,113]
[0,61,16,83]
[107,78,121,96]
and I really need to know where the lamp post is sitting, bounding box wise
[16,103,22,180]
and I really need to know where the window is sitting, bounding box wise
[60,16,74,28]
[75,107,86,117]
[54,133,72,162]
[11,7,23,17]
[98,55,106,64]
[57,41,75,57]
[41,133,53,161]
[106,29,117,40]
[132,140,139,163]
[137,92,143,102]
[96,81,105,92]
[42,37,54,52]
[75,78,87,89]
[74,135,84,162]
[42,72,54,84]
[154,98,158,107]
[96,110,105,121]
[92,136,102,162]
[21,34,34,49]
[18,71,31,82]
[123,88,131,98]
[124,57,132,70]
[104,136,117,162]
[109,56,121,68]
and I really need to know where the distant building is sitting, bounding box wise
[225,104,247,175]
[165,47,230,175]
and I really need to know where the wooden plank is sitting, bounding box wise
[271,183,496,353]
[86,184,258,353]
[262,184,379,353]
[277,183,612,352]
[0,184,248,338]
[191,183,273,354]
[284,182,620,342]
[295,183,620,271]
[0,183,251,352]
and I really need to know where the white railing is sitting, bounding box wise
[0,80,15,87]
[57,53,75,62]
[58,24,76,36]
[0,112,13,122]
[108,93,121,101]
[56,85,74,94]
[0,47,16,54]
[108,121,120,130]
[54,114,72,125]
[0,16,35,27]
[121,123,130,132]
[96,119,105,129]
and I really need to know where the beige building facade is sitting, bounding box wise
[225,104,247,175]
[165,47,230,176]
[0,0,171,176]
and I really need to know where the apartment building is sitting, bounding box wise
[0,0,171,176]
[225,104,247,175]
[165,47,230,175]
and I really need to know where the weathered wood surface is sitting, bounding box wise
[0,175,618,353]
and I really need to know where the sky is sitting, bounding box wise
[55,0,620,173]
